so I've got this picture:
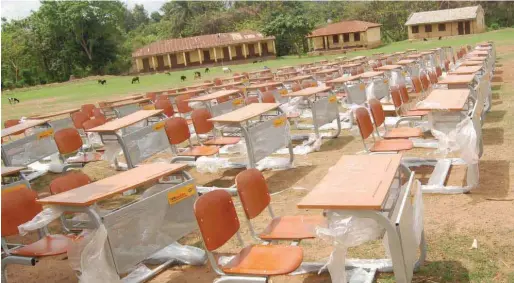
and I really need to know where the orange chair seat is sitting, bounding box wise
[179,146,219,157]
[11,235,74,257]
[203,137,241,146]
[66,152,103,164]
[260,215,326,241]
[370,139,413,152]
[384,127,423,139]
[402,109,429,117]
[222,245,303,276]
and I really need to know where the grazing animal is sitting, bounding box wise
[222,67,232,73]
[423,38,428,41]
[131,76,140,84]
[166,72,171,76]
[97,79,107,85]
[8,97,20,105]
[194,71,201,80]
[253,60,258,64]
[181,75,187,81]
[438,36,442,40]
[204,68,210,73]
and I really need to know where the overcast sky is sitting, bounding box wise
[1,0,168,21]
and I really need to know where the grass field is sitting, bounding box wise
[2,28,513,123]
[2,28,514,283]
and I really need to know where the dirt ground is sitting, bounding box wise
[4,45,514,283]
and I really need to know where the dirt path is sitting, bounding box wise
[4,45,513,283]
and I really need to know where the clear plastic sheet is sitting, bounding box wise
[195,156,231,173]
[365,80,389,102]
[315,214,383,283]
[344,83,367,105]
[18,206,65,235]
[279,97,303,117]
[144,242,207,266]
[256,157,293,171]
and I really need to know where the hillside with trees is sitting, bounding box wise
[2,1,513,89]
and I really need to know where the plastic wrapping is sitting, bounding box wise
[195,156,231,173]
[144,242,207,266]
[18,206,65,235]
[248,115,289,163]
[315,214,383,283]
[256,157,293,171]
[4,128,58,166]
[344,83,367,105]
[219,141,247,155]
[279,97,303,117]
[365,80,389,102]
[86,132,104,149]
[102,141,123,164]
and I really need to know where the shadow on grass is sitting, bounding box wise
[485,110,506,123]
[492,92,501,100]
[492,85,502,91]
[265,165,316,193]
[471,160,510,200]
[482,127,504,145]
[319,135,355,152]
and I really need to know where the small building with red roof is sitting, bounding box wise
[307,20,382,51]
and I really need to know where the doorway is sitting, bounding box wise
[465,21,471,34]
[156,55,165,71]
[223,47,230,60]
[203,50,211,62]
[458,22,464,35]
[235,46,243,59]
[142,58,150,72]
[248,44,256,57]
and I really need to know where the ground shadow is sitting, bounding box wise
[492,85,502,91]
[265,165,316,193]
[319,135,355,152]
[299,260,470,283]
[492,100,503,106]
[202,168,245,188]
[470,160,510,200]
[482,127,504,145]
[492,92,501,100]
[485,110,506,123]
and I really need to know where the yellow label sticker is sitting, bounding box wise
[402,71,407,76]
[273,117,286,127]
[359,84,365,91]
[241,87,247,93]
[243,78,249,83]
[37,129,54,140]
[383,79,389,84]
[167,184,196,206]
[232,98,243,106]
[328,95,337,103]
[279,89,288,96]
[152,121,165,131]
[143,104,155,110]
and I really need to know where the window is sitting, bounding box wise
[332,35,339,43]
[412,26,419,33]
[438,23,446,31]
[425,24,432,32]
[343,33,350,42]
[354,32,361,41]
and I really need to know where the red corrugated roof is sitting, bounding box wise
[132,31,274,58]
[308,20,382,37]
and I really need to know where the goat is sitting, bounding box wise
[131,76,140,84]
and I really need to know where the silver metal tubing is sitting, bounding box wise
[214,276,267,283]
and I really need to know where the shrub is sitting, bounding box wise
[489,23,500,30]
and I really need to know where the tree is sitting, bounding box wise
[150,11,162,23]
[262,13,314,56]
[126,4,149,31]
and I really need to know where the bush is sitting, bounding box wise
[489,23,500,30]
[15,80,26,88]
[20,69,38,86]
[2,80,15,89]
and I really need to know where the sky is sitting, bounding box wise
[0,0,168,21]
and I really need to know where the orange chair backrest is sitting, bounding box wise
[355,107,374,140]
[412,77,423,94]
[291,83,302,92]
[350,68,358,76]
[429,71,438,84]
[301,81,311,89]
[204,80,211,83]
[233,73,240,77]
[390,86,403,108]
[2,185,43,237]
[214,78,222,86]
[245,96,259,105]
[92,108,106,120]
[444,60,450,71]
[54,128,83,155]
[398,84,409,103]
[194,190,240,251]
[72,111,90,129]
[4,119,24,136]
[261,91,276,103]
[146,92,158,102]
[235,169,271,220]
[435,66,442,77]
[191,108,213,135]
[268,85,277,91]
[421,73,430,90]
[164,117,190,145]
[175,94,192,114]
[368,98,385,128]
[217,96,231,104]
[81,104,96,118]
[50,171,91,195]
[82,117,106,130]
[155,99,175,117]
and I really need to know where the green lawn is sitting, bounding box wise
[2,28,513,123]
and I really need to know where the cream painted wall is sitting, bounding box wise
[311,31,369,50]
[366,27,381,47]
[408,16,485,39]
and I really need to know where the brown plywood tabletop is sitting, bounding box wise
[249,75,274,83]
[211,81,245,90]
[285,86,331,97]
[187,89,241,102]
[277,66,295,70]
[30,108,80,119]
[358,71,385,79]
[466,56,487,62]
[451,66,483,75]
[396,59,416,65]
[460,61,484,66]
[376,65,402,71]
[468,50,488,57]
[2,166,26,177]
[340,63,363,68]
[248,69,272,74]
[314,68,340,75]
[101,94,144,105]
[163,88,206,97]
[247,81,284,90]
[438,75,475,85]
[348,56,366,62]
[475,46,492,50]
[209,103,280,124]
[85,110,163,132]
[37,163,188,207]
[1,119,49,138]
[326,75,361,84]
[282,75,314,83]
[107,98,150,109]
[186,82,214,89]
[221,75,245,81]
[297,154,403,210]
[406,53,424,59]
[416,89,470,111]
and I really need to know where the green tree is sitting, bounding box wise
[262,13,314,56]
[150,11,162,23]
